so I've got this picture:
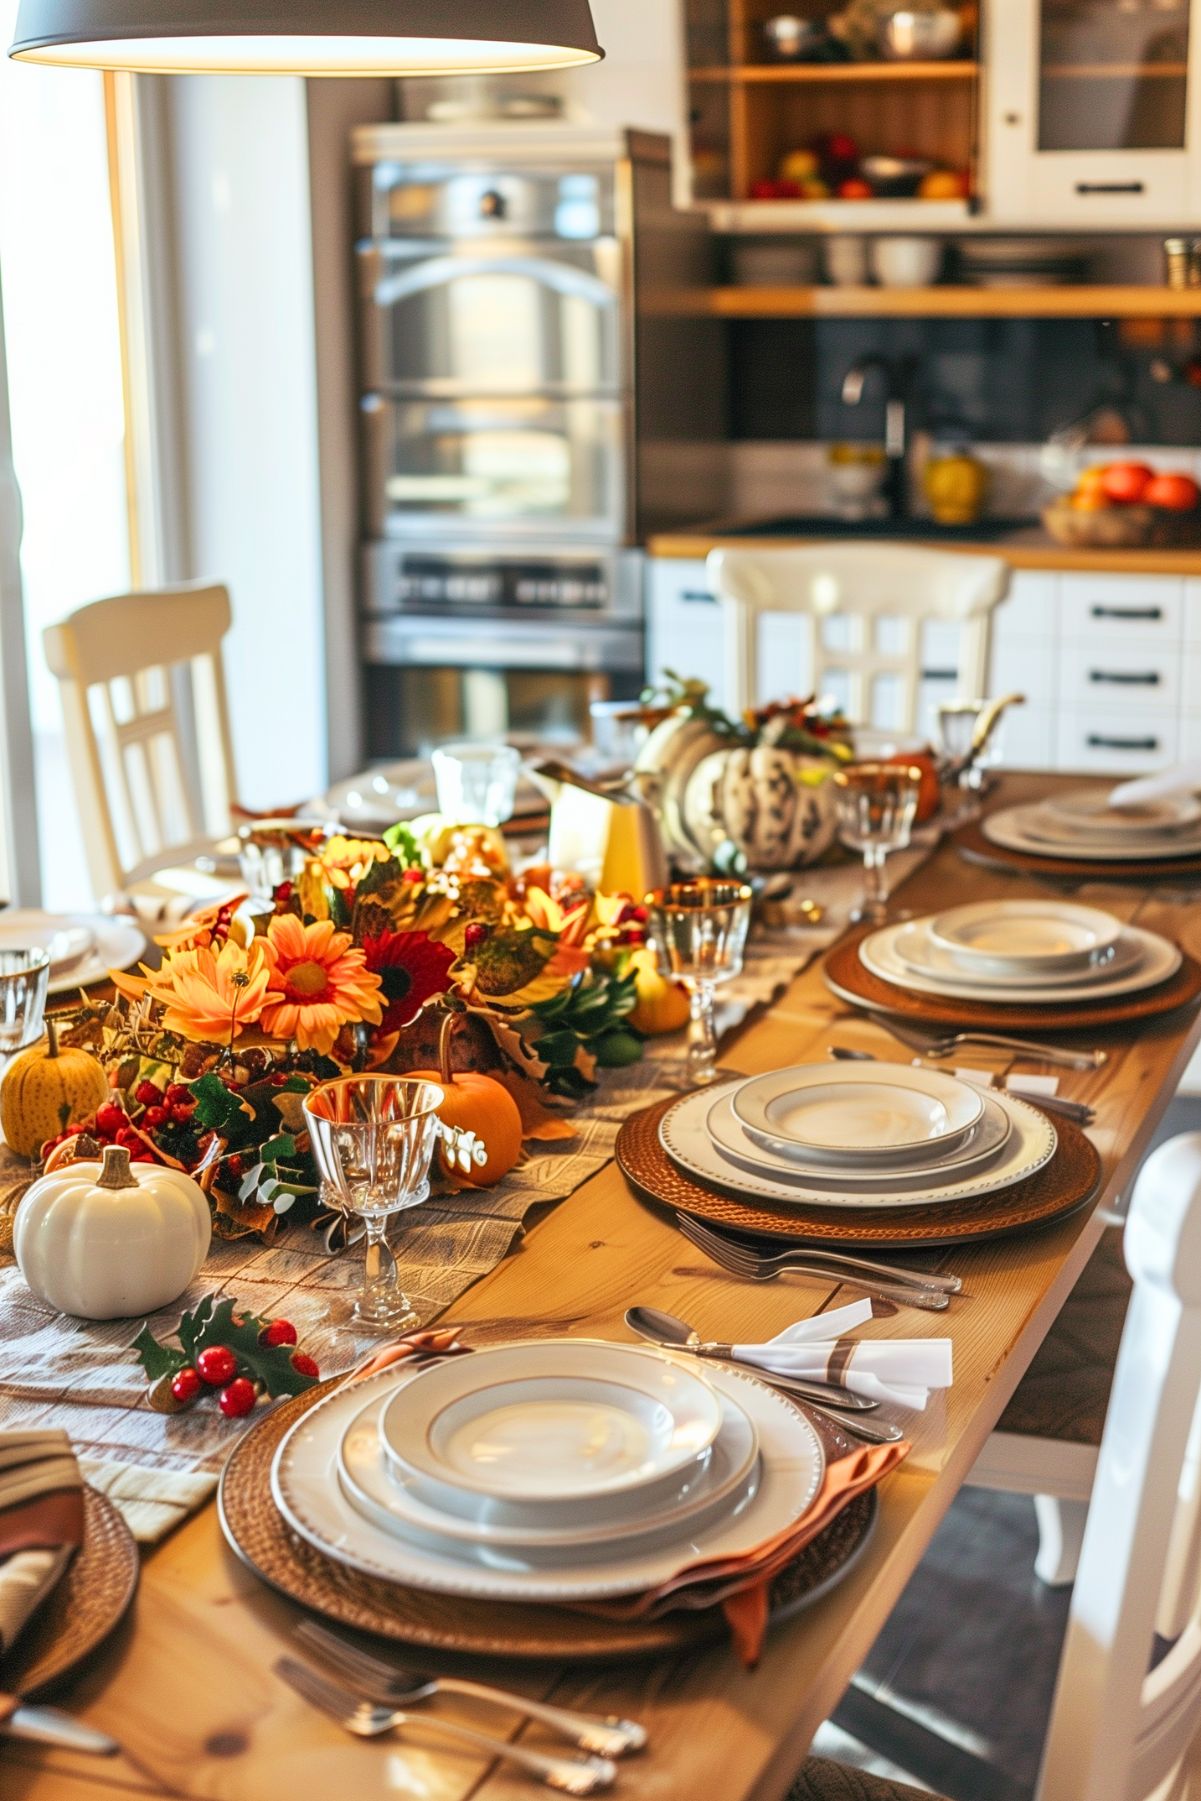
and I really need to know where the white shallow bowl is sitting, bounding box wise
[861,920,1180,1006]
[338,1382,761,1563]
[731,1062,983,1163]
[984,805,1201,864]
[662,1081,1056,1212]
[922,900,1124,978]
[889,919,1143,992]
[381,1340,723,1515]
[270,1357,824,1603]
[711,1086,1012,1188]
[1039,788,1201,838]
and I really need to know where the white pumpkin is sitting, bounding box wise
[634,710,728,867]
[14,1144,211,1320]
[682,746,839,871]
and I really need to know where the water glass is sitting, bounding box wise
[432,741,521,827]
[935,699,991,821]
[833,762,923,926]
[0,949,50,1056]
[237,818,336,903]
[303,1076,484,1331]
[645,880,753,1087]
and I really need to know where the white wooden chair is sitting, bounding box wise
[705,543,1010,730]
[42,582,238,899]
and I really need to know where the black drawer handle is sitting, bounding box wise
[1075,181,1145,195]
[679,589,717,605]
[1086,734,1160,751]
[922,668,958,681]
[1090,605,1164,621]
[1088,670,1162,686]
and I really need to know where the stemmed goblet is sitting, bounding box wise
[645,879,753,1087]
[832,762,923,926]
[303,1076,484,1332]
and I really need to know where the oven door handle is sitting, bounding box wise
[369,252,620,311]
[366,623,642,673]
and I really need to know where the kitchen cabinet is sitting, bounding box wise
[986,0,1201,227]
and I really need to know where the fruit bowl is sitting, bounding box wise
[1042,498,1198,548]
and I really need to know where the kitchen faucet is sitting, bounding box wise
[840,354,915,520]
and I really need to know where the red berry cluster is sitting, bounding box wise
[167,1319,319,1421]
[41,1079,198,1166]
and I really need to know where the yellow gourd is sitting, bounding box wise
[628,949,692,1036]
[0,1020,110,1160]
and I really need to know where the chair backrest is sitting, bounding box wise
[1037,1133,1201,1801]
[705,543,1010,731]
[43,582,237,897]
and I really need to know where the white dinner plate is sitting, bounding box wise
[984,804,1201,864]
[381,1340,723,1510]
[1038,787,1201,837]
[661,1080,1056,1212]
[862,920,1181,1006]
[709,1086,1012,1188]
[925,899,1123,978]
[730,1063,983,1164]
[271,1356,824,1603]
[339,1381,760,1562]
[0,910,145,995]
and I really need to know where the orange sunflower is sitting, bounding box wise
[259,914,383,1054]
[113,938,272,1043]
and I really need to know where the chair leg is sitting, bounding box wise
[1033,1495,1089,1587]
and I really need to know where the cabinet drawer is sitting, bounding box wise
[1058,639,1181,712]
[1055,710,1179,774]
[1059,574,1184,643]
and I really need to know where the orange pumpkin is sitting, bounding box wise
[884,749,941,824]
[410,1013,523,1187]
[627,949,691,1036]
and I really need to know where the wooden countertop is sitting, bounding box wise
[647,525,1201,574]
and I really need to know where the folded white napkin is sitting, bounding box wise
[729,1298,953,1410]
[1107,765,1201,810]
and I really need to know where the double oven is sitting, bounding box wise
[352,123,720,755]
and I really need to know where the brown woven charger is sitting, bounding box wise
[823,924,1201,1033]
[218,1378,877,1664]
[617,1095,1101,1249]
[6,1486,140,1697]
[955,817,1201,884]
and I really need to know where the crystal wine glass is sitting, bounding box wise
[0,949,50,1058]
[833,762,923,926]
[935,699,991,822]
[431,741,521,827]
[303,1076,484,1332]
[645,880,753,1087]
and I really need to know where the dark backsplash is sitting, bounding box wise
[727,317,1201,446]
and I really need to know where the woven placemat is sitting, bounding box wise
[218,1378,878,1665]
[617,1095,1102,1248]
[7,1486,140,1698]
[955,818,1201,884]
[823,925,1201,1033]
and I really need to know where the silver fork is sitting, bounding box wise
[676,1213,950,1310]
[867,1014,1107,1071]
[675,1212,962,1294]
[275,1657,616,1794]
[294,1621,646,1757]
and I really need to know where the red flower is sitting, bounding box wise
[360,929,456,1031]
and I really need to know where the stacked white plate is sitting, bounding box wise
[984,787,1201,863]
[269,1338,830,1602]
[0,910,145,994]
[659,1064,1057,1211]
[857,898,1181,1007]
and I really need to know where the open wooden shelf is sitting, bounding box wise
[691,60,979,83]
[1041,62,1189,79]
[647,285,1201,320]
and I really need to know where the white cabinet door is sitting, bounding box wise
[646,558,727,707]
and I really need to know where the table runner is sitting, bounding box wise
[0,837,939,1542]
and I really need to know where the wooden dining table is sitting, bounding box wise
[6,771,1201,1801]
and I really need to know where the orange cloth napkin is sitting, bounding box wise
[0,1429,84,1658]
[348,1328,471,1385]
[583,1436,909,1667]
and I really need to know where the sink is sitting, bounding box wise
[720,515,1040,542]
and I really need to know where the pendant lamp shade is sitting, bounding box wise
[8,0,603,74]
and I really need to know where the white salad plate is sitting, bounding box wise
[339,1381,761,1563]
[271,1357,824,1603]
[730,1063,983,1164]
[1037,787,1201,838]
[709,1086,1012,1188]
[925,899,1123,978]
[661,1081,1056,1211]
[889,919,1144,992]
[380,1340,723,1511]
[984,805,1201,864]
[862,920,1180,1006]
[0,910,145,994]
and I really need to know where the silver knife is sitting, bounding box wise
[2,1702,119,1755]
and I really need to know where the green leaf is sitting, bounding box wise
[190,1072,251,1138]
[176,1294,215,1364]
[260,1132,297,1164]
[382,821,423,867]
[533,1027,580,1066]
[132,1323,186,1382]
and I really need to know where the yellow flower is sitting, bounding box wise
[113,938,272,1043]
[259,914,383,1054]
[316,835,392,892]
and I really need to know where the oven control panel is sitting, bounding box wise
[391,556,609,611]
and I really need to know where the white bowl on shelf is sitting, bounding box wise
[870,236,944,286]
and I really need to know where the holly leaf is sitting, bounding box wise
[260,1132,296,1164]
[190,1072,253,1138]
[199,1306,317,1397]
[176,1294,216,1364]
[132,1323,186,1382]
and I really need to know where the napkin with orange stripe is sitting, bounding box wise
[0,1429,84,1657]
